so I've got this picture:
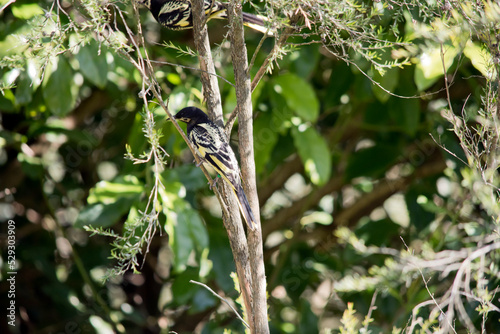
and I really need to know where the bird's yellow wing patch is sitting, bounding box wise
[204,154,236,190]
[209,154,231,176]
[196,144,207,159]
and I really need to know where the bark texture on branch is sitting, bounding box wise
[226,13,303,131]
[227,1,269,333]
[191,0,223,125]
[190,0,254,328]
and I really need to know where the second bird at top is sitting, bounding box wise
[136,0,270,34]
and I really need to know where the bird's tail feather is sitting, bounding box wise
[233,184,256,230]
[242,12,274,35]
[218,9,273,35]
[242,12,264,27]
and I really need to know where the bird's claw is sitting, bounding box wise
[209,176,219,190]
[195,157,206,167]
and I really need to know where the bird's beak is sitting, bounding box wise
[168,113,180,122]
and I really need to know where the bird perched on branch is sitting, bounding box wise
[135,0,270,34]
[174,106,256,230]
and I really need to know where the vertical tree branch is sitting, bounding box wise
[227,1,269,333]
[191,0,223,124]
[225,13,302,131]
[249,13,302,92]
[190,0,254,329]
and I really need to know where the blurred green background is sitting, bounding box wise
[1,0,499,333]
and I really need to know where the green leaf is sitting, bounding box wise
[462,222,484,237]
[18,152,44,179]
[191,288,217,312]
[76,41,108,89]
[0,87,16,112]
[253,111,279,174]
[165,201,208,272]
[167,205,193,272]
[269,87,294,133]
[170,268,199,305]
[298,299,319,334]
[14,70,33,105]
[414,43,459,91]
[75,197,135,228]
[168,85,199,112]
[0,31,28,59]
[167,73,181,85]
[291,125,331,185]
[42,56,76,116]
[273,73,319,122]
[11,3,44,19]
[372,67,399,103]
[208,230,235,291]
[291,45,320,78]
[388,95,420,137]
[224,79,265,114]
[364,101,390,128]
[405,188,435,231]
[324,62,353,108]
[416,195,449,214]
[268,132,296,173]
[463,40,495,80]
[87,175,143,204]
[355,218,401,246]
[345,144,401,180]
[224,87,237,113]
[185,209,209,252]
[281,244,319,298]
[163,165,206,191]
[364,95,420,136]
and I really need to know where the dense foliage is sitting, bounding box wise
[1,0,499,333]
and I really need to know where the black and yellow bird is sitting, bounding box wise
[174,107,256,230]
[135,0,270,34]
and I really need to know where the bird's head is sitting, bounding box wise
[174,107,210,125]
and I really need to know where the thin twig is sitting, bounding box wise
[225,13,302,131]
[439,42,473,165]
[447,242,500,333]
[121,2,230,219]
[429,133,469,167]
[148,59,235,87]
[0,0,15,13]
[362,289,378,333]
[402,236,457,334]
[189,280,250,329]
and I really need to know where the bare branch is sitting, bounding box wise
[191,0,223,124]
[444,242,500,333]
[227,0,269,332]
[189,280,249,329]
[190,0,254,328]
[225,13,303,131]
